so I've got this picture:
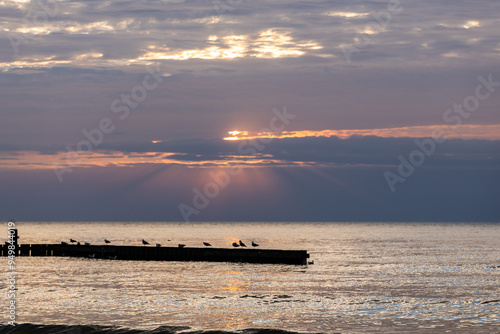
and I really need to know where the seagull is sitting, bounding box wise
[70,239,77,243]
[61,241,68,245]
[156,243,161,247]
[239,240,247,247]
[251,241,259,247]
[232,242,240,247]
[104,239,111,244]
[178,244,186,248]
[203,242,212,247]
[142,239,149,246]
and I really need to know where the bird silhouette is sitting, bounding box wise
[156,243,161,247]
[70,239,77,243]
[104,239,111,244]
[178,244,186,248]
[203,242,212,247]
[84,242,90,246]
[61,241,68,245]
[251,241,259,247]
[232,242,240,247]
[142,239,149,246]
[239,240,247,247]
[76,242,81,246]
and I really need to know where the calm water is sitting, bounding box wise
[2,222,500,333]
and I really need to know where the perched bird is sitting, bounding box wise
[232,242,240,247]
[142,239,149,246]
[239,240,247,247]
[251,241,259,247]
[84,242,90,246]
[178,244,186,248]
[156,243,161,247]
[61,241,68,245]
[203,242,212,247]
[308,260,314,265]
[104,239,111,244]
[76,242,81,246]
[70,239,77,243]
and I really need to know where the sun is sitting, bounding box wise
[223,130,248,141]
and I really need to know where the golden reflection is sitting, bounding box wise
[224,237,242,247]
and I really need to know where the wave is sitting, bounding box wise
[0,324,325,334]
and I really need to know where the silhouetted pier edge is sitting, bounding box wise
[3,230,310,265]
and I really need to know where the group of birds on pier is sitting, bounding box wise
[142,239,259,248]
[62,238,260,248]
[232,240,259,248]
[61,239,91,246]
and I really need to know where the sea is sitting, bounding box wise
[1,222,499,334]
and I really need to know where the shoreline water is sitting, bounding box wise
[0,324,322,334]
[2,222,499,333]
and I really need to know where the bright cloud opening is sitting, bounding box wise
[463,20,480,29]
[326,11,369,18]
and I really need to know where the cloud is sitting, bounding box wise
[1,0,499,72]
[2,136,499,172]
[223,125,500,141]
[138,29,323,60]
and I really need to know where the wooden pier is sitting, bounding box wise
[2,243,309,265]
[3,230,310,265]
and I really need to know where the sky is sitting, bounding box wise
[0,0,499,222]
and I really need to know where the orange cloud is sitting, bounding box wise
[223,124,500,141]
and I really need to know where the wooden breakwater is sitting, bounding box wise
[2,243,309,265]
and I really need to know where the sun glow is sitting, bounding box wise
[223,131,248,141]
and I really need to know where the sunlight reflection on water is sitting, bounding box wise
[3,222,500,333]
